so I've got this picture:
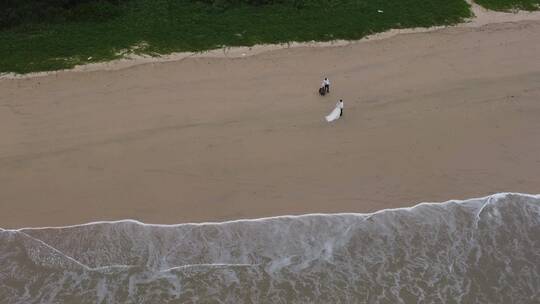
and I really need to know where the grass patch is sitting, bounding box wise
[0,0,472,74]
[474,0,540,11]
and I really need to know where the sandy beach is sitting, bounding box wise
[2,17,540,228]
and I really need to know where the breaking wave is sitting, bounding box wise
[1,193,539,303]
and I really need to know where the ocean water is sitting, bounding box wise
[1,193,539,303]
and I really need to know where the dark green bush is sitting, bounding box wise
[0,0,126,29]
[197,0,317,9]
[69,1,123,21]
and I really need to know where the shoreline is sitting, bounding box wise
[2,2,540,80]
[3,192,537,231]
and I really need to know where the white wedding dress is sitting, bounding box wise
[325,103,341,122]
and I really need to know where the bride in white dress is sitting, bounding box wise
[325,99,344,122]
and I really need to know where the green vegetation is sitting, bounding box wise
[1,0,472,74]
[0,0,128,30]
[474,0,540,11]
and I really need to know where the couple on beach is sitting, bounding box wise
[320,77,344,122]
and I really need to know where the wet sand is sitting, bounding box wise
[1,19,540,228]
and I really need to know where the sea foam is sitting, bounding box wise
[1,193,539,303]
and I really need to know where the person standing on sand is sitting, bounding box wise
[324,98,344,122]
[322,77,330,93]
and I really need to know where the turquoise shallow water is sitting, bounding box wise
[1,193,539,303]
